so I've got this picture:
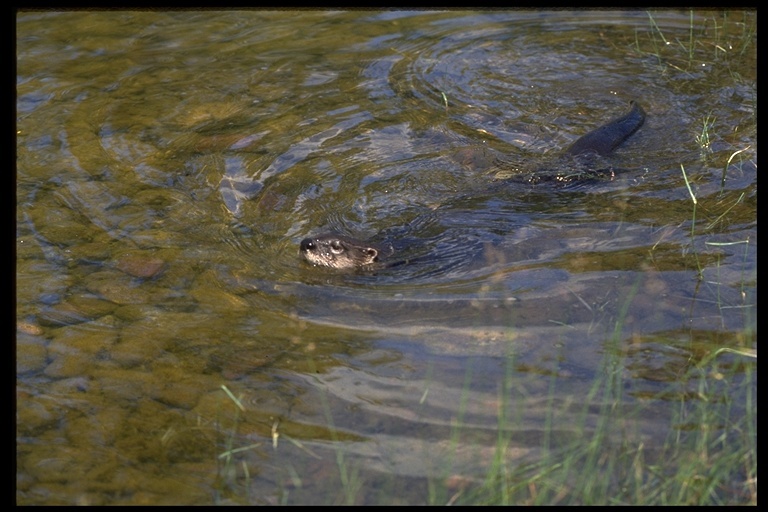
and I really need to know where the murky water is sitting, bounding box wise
[17,10,755,505]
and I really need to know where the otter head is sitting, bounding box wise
[299,234,385,269]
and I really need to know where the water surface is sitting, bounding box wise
[17,10,756,505]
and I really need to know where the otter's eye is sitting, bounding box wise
[330,240,344,254]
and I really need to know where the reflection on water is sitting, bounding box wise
[17,10,755,505]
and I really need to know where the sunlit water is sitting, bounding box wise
[17,10,755,505]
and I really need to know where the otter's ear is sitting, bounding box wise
[365,247,379,263]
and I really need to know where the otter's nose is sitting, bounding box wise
[299,238,316,253]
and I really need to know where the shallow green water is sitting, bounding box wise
[17,10,755,505]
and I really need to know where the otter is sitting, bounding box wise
[299,234,394,270]
[300,101,646,269]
